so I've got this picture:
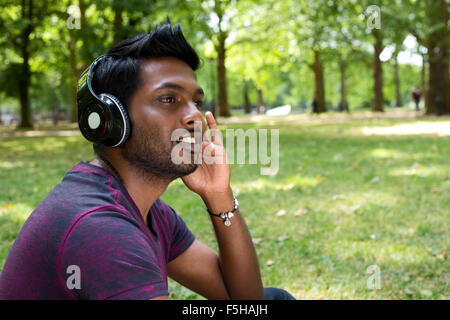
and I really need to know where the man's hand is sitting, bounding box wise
[181,112,231,199]
[180,112,264,300]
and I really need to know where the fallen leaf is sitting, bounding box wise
[294,208,308,217]
[431,187,441,193]
[420,290,432,297]
[369,176,380,183]
[350,162,358,168]
[252,237,263,245]
[436,248,446,260]
[412,163,423,169]
[277,235,289,242]
[284,183,295,190]
[332,194,345,201]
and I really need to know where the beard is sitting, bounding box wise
[122,124,198,181]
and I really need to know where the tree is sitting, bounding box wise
[406,0,450,115]
[424,0,449,115]
[0,0,60,128]
[17,0,34,128]
[243,81,251,114]
[371,28,384,112]
[295,0,335,113]
[231,0,334,114]
[163,0,242,117]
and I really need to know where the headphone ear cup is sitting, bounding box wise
[99,93,131,147]
[78,100,110,143]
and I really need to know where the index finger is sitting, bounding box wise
[205,111,217,130]
[205,111,222,145]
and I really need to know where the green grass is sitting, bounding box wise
[1,113,449,299]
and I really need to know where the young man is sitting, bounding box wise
[0,22,294,300]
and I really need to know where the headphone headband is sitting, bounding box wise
[87,55,107,100]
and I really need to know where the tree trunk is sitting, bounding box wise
[68,0,89,123]
[18,0,33,129]
[68,34,80,123]
[426,45,438,115]
[425,0,449,115]
[338,54,349,112]
[393,52,402,107]
[209,58,217,117]
[310,50,326,113]
[372,29,384,112]
[217,32,231,117]
[113,0,123,45]
[439,0,449,114]
[53,95,60,126]
[420,54,428,109]
[421,54,426,93]
[256,88,264,114]
[243,81,251,114]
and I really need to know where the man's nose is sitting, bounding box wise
[181,102,205,131]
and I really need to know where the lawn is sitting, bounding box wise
[0,111,449,299]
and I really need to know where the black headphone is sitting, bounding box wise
[77,55,131,147]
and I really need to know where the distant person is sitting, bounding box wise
[411,86,422,111]
[0,21,294,301]
[312,99,318,113]
[338,101,349,113]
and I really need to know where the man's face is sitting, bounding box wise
[122,56,205,180]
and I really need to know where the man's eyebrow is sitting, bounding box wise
[156,82,204,96]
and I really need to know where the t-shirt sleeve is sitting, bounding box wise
[160,200,195,262]
[59,210,168,300]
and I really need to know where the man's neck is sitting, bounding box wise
[90,156,171,225]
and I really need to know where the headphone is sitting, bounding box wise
[77,55,131,147]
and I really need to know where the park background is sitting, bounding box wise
[0,0,449,299]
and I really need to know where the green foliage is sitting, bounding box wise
[0,0,435,117]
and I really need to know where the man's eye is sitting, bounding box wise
[160,96,176,103]
[194,100,203,108]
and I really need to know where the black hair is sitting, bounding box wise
[91,21,200,156]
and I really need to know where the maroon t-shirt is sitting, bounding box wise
[0,162,195,299]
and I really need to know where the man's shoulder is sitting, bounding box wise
[64,208,143,238]
[30,161,131,229]
[52,161,122,205]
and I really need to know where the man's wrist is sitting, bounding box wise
[201,187,234,214]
